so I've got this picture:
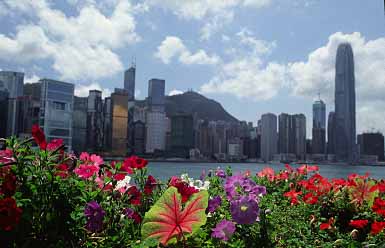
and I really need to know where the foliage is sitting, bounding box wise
[1,128,385,247]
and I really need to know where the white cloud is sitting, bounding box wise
[147,0,271,39]
[155,36,220,65]
[287,32,385,134]
[24,74,40,84]
[200,29,284,100]
[75,82,112,98]
[169,89,184,96]
[0,0,140,81]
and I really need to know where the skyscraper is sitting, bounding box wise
[0,71,24,137]
[110,90,129,155]
[261,113,277,162]
[278,113,307,160]
[148,79,165,111]
[312,99,326,154]
[124,65,136,101]
[327,111,336,155]
[39,79,74,150]
[335,43,356,163]
[87,90,103,151]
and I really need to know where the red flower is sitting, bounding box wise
[297,165,319,175]
[303,192,318,205]
[0,149,14,164]
[74,164,99,179]
[320,217,334,230]
[283,189,302,205]
[144,175,157,195]
[120,160,134,174]
[349,219,369,229]
[257,167,275,181]
[377,181,385,193]
[0,197,22,231]
[372,197,385,216]
[371,221,385,235]
[55,164,69,178]
[47,139,63,151]
[0,172,16,196]
[169,177,199,203]
[124,156,148,170]
[114,173,126,181]
[32,125,47,150]
[127,186,141,205]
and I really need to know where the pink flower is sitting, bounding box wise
[74,164,99,179]
[257,167,275,181]
[47,139,63,151]
[0,149,14,164]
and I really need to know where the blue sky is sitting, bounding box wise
[0,0,384,136]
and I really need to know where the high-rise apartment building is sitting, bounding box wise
[358,133,384,161]
[170,114,194,157]
[103,97,112,150]
[145,111,167,153]
[0,71,24,137]
[148,79,165,111]
[312,99,326,154]
[39,79,74,150]
[335,43,357,163]
[278,113,306,160]
[261,113,277,162]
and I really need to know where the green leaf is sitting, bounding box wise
[141,186,208,246]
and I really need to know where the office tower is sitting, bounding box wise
[358,133,385,161]
[228,137,243,159]
[124,65,136,101]
[170,114,194,157]
[0,91,8,138]
[312,99,326,154]
[0,71,24,137]
[195,120,213,158]
[335,43,356,163]
[261,113,277,162]
[278,113,290,154]
[148,79,165,111]
[293,114,307,160]
[146,78,167,153]
[132,120,145,155]
[73,96,88,153]
[327,111,336,155]
[24,83,41,129]
[39,79,74,150]
[145,111,167,153]
[87,90,103,151]
[110,90,129,155]
[103,97,112,150]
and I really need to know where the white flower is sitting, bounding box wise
[115,175,131,191]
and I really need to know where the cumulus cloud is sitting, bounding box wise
[24,74,40,84]
[147,0,271,39]
[155,36,220,65]
[168,89,184,96]
[75,82,112,98]
[0,0,140,81]
[287,32,385,134]
[200,29,284,100]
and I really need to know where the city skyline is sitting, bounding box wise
[0,0,384,137]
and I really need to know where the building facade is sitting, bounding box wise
[261,113,277,162]
[170,114,194,157]
[358,133,384,161]
[87,90,103,151]
[73,96,88,154]
[327,111,336,155]
[145,111,167,153]
[148,79,165,111]
[0,71,24,137]
[312,99,326,154]
[39,79,74,150]
[335,43,357,163]
[110,91,129,155]
[124,65,136,101]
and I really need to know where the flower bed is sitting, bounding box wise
[1,125,385,247]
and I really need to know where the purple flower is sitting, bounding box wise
[215,168,226,178]
[230,195,260,224]
[84,201,105,232]
[208,196,222,213]
[211,220,236,241]
[124,208,142,224]
[224,174,257,200]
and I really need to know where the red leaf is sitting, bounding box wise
[141,186,208,245]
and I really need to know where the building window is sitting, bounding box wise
[53,101,66,110]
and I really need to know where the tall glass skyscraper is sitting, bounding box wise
[124,65,136,101]
[335,43,356,163]
[312,99,326,154]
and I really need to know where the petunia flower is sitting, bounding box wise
[84,201,105,233]
[32,125,47,150]
[349,219,369,229]
[211,220,236,241]
[207,196,222,213]
[74,164,99,179]
[144,175,157,194]
[283,189,302,205]
[230,195,260,224]
[0,197,22,231]
[124,208,142,224]
[371,221,385,235]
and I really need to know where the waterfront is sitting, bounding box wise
[147,162,385,181]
